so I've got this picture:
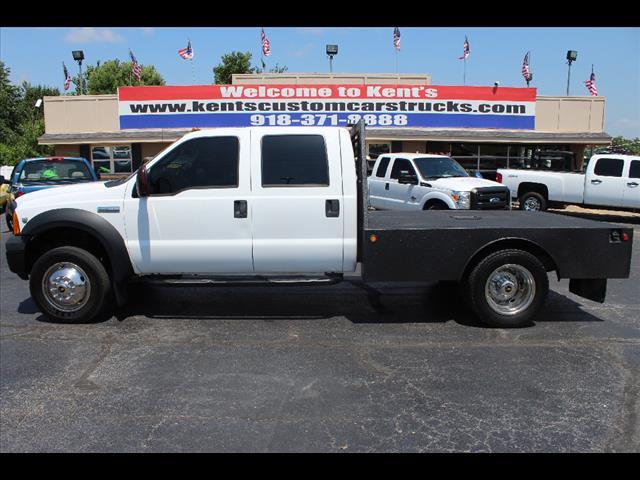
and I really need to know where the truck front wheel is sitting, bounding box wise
[29,246,113,323]
[463,249,549,328]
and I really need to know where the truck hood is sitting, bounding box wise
[15,181,113,210]
[428,176,503,191]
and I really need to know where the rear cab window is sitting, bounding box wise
[261,134,329,187]
[593,158,624,177]
[375,157,391,178]
[18,159,93,182]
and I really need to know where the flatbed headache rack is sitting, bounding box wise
[349,120,370,263]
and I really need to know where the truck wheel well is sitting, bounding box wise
[460,238,557,282]
[423,199,449,210]
[518,183,548,200]
[25,228,110,276]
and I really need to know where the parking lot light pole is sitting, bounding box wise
[566,50,577,96]
[326,44,338,73]
[72,50,85,95]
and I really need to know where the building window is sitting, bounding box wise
[91,145,133,174]
[367,143,391,160]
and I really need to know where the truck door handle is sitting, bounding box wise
[385,183,390,190]
[234,200,247,218]
[325,199,340,217]
[628,182,639,187]
[590,179,603,185]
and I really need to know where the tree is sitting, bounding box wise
[84,59,165,95]
[256,63,289,74]
[0,62,59,166]
[0,61,21,144]
[213,51,289,84]
[213,51,257,84]
[593,136,640,156]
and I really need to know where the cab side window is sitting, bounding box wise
[629,160,640,179]
[375,157,391,178]
[593,158,624,177]
[261,134,329,187]
[147,136,239,195]
[389,159,416,180]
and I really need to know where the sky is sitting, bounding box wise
[1,26,639,137]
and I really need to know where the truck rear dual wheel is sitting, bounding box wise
[29,246,112,323]
[463,249,549,328]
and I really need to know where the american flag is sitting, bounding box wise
[522,51,532,83]
[459,36,470,60]
[393,27,401,51]
[129,49,142,81]
[585,69,598,96]
[178,40,193,60]
[261,28,271,57]
[62,62,71,91]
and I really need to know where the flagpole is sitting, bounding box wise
[463,57,467,86]
[191,58,195,84]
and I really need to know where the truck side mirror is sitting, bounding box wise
[398,170,418,185]
[136,166,149,197]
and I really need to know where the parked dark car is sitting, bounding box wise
[5,157,100,230]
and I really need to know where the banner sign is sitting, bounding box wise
[118,84,536,130]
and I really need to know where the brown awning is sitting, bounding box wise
[39,127,613,146]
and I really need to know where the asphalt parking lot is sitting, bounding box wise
[1,210,639,452]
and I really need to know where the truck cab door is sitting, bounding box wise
[622,159,640,209]
[584,157,625,208]
[249,128,344,273]
[122,132,254,274]
[367,156,391,209]
[387,158,419,210]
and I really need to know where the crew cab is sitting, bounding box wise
[368,153,510,210]
[4,156,100,230]
[497,154,640,212]
[5,123,634,328]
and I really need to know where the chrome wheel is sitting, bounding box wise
[41,262,91,312]
[485,264,536,316]
[522,196,541,211]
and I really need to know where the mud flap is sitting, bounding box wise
[569,278,607,303]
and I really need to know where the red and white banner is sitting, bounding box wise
[119,84,537,130]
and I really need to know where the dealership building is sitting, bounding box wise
[38,72,611,179]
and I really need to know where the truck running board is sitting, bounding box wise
[141,273,344,287]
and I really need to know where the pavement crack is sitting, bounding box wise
[72,334,114,391]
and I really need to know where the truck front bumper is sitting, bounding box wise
[6,235,28,279]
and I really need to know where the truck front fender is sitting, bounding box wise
[21,208,134,286]
[420,191,456,210]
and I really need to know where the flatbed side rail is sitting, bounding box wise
[349,120,369,263]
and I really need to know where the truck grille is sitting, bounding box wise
[470,187,511,210]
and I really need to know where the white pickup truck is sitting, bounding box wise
[368,153,510,211]
[497,154,640,212]
[5,122,634,328]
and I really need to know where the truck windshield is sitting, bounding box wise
[19,160,93,183]
[413,157,469,180]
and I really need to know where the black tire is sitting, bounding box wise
[519,192,547,212]
[462,249,549,328]
[426,202,449,210]
[6,212,12,232]
[29,246,113,323]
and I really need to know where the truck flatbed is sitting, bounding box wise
[362,210,633,283]
[366,209,622,231]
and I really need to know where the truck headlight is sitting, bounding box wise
[450,191,471,209]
